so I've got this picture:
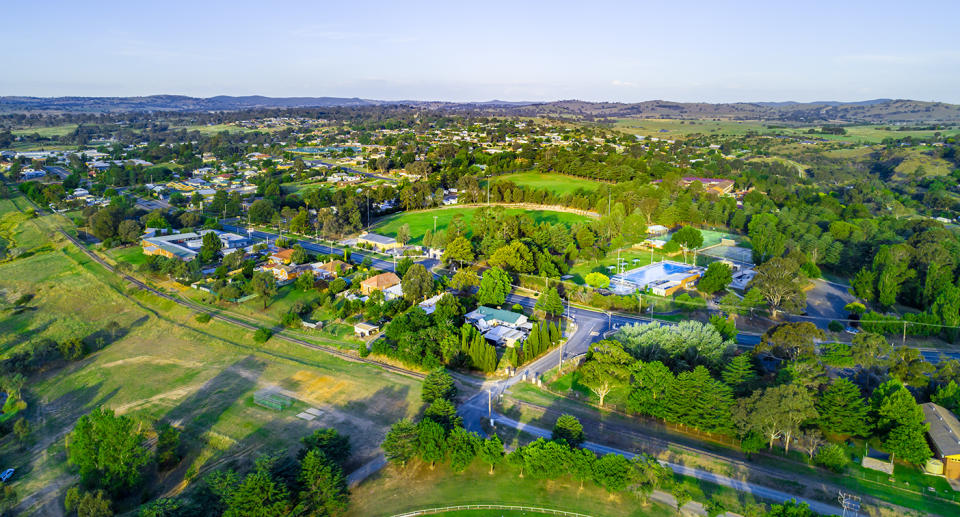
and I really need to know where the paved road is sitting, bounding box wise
[485,411,845,516]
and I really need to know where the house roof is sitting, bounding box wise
[469,306,525,325]
[922,403,960,457]
[316,260,348,273]
[271,248,295,261]
[358,233,397,246]
[483,326,526,343]
[361,272,401,289]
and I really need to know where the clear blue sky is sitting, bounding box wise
[5,0,959,103]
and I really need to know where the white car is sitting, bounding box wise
[0,469,13,482]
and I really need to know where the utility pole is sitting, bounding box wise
[487,389,492,419]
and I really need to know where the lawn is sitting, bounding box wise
[106,245,149,266]
[0,197,425,514]
[348,461,675,517]
[371,207,591,245]
[489,172,603,196]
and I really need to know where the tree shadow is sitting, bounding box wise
[161,355,267,438]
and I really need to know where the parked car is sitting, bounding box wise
[0,469,14,482]
[844,327,861,335]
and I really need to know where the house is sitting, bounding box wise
[921,403,960,479]
[21,169,46,179]
[465,306,529,332]
[360,272,401,295]
[270,248,296,264]
[418,293,444,315]
[482,326,526,347]
[354,322,380,338]
[384,283,404,301]
[260,263,309,283]
[357,232,400,252]
[312,260,348,280]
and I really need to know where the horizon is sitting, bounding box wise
[2,94,948,106]
[4,0,960,104]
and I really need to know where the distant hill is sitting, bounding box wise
[0,95,378,113]
[1,95,958,123]
[503,99,960,123]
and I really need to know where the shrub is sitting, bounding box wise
[194,313,211,324]
[253,328,272,343]
[800,262,821,279]
[828,320,844,332]
[357,342,370,358]
[814,443,849,472]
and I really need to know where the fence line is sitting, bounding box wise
[391,504,594,517]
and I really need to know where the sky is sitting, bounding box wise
[5,0,960,103]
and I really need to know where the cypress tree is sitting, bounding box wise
[539,323,551,352]
[549,322,561,345]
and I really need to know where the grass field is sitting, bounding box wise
[171,123,283,135]
[0,194,424,514]
[615,118,960,144]
[10,124,78,137]
[488,172,603,196]
[371,206,591,245]
[616,119,767,138]
[348,461,675,517]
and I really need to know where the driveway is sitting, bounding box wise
[799,279,856,328]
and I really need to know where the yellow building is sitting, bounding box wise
[357,232,401,251]
[922,403,960,479]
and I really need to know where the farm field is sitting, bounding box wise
[371,206,591,245]
[347,462,675,517]
[0,197,424,514]
[488,171,603,196]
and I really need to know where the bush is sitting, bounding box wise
[253,328,272,343]
[194,313,212,324]
[357,342,370,357]
[814,443,850,472]
[800,262,821,279]
[828,320,844,332]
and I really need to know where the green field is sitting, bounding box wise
[371,206,592,245]
[616,118,960,144]
[10,124,78,137]
[0,195,424,514]
[616,118,767,138]
[489,172,603,196]
[348,462,674,517]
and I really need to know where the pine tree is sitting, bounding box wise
[817,378,871,437]
[721,354,756,392]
